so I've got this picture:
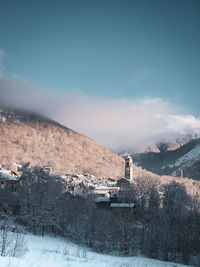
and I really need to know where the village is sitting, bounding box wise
[0,155,136,213]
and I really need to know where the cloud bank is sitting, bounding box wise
[0,77,200,152]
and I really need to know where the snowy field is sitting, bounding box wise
[0,233,193,267]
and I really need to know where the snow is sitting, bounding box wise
[174,144,200,167]
[95,186,110,189]
[111,203,135,208]
[161,144,200,170]
[1,116,6,123]
[95,197,110,202]
[0,171,17,181]
[0,233,193,267]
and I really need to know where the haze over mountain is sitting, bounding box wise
[131,133,199,153]
[1,78,200,153]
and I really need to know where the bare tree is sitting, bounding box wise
[161,182,192,264]
[0,218,27,257]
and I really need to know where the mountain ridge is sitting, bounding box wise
[133,138,200,180]
[0,107,124,177]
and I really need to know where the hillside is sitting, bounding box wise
[133,138,200,180]
[0,108,124,177]
[0,233,192,267]
[130,163,200,199]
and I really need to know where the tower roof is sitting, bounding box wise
[123,154,132,160]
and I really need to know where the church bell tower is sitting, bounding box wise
[124,155,133,180]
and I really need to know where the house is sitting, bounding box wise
[90,186,110,198]
[95,195,136,215]
[0,170,18,191]
[117,177,130,189]
[95,197,110,208]
[107,186,120,194]
[89,185,120,199]
[107,177,116,183]
[43,166,52,174]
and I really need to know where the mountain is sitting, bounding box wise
[133,138,200,180]
[145,134,198,153]
[0,107,124,177]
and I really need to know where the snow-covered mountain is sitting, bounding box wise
[141,134,199,153]
[133,138,200,180]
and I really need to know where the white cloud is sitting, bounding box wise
[0,77,200,152]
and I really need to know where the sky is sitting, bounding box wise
[0,0,200,151]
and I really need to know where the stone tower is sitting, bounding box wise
[124,155,133,180]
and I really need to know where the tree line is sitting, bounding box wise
[0,166,200,265]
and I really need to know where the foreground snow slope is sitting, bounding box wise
[0,233,193,267]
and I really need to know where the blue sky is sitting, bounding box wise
[0,0,200,150]
[0,0,200,113]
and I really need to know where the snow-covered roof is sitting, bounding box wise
[68,180,82,186]
[49,172,61,177]
[94,186,110,190]
[86,182,94,187]
[0,171,18,181]
[95,197,110,203]
[117,177,130,182]
[123,155,132,160]
[107,186,119,190]
[93,189,110,194]
[110,203,135,208]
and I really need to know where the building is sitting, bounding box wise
[117,177,131,189]
[43,166,52,174]
[124,155,133,180]
[117,155,136,190]
[0,170,18,191]
[95,195,136,215]
[89,185,120,198]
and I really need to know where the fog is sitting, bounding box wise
[1,77,200,152]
